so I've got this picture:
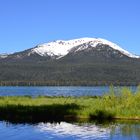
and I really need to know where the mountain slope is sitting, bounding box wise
[0,38,140,86]
[2,38,139,61]
[32,38,139,59]
[0,54,8,59]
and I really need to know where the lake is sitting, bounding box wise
[0,120,140,140]
[0,86,137,96]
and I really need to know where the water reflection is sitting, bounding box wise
[36,121,140,140]
[0,121,140,140]
[112,121,140,140]
[37,122,110,139]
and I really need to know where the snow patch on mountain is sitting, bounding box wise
[32,38,140,59]
[32,38,92,57]
[0,54,8,58]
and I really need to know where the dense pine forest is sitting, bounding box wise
[0,54,140,86]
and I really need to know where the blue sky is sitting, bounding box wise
[0,0,140,55]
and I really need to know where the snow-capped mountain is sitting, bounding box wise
[31,38,139,59]
[1,38,139,61]
[0,37,140,86]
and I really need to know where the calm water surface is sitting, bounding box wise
[0,121,140,140]
[0,86,137,96]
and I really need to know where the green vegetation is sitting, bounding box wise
[0,86,140,122]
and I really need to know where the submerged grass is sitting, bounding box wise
[0,86,140,122]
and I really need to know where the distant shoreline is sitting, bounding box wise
[0,81,138,86]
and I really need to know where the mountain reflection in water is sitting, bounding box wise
[0,121,140,140]
[37,122,110,139]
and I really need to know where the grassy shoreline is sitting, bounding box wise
[0,86,140,122]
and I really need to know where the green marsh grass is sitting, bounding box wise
[0,86,140,122]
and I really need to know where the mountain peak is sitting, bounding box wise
[31,38,140,59]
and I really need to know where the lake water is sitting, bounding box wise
[0,120,140,140]
[0,86,137,96]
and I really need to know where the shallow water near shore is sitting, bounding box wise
[0,120,140,140]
